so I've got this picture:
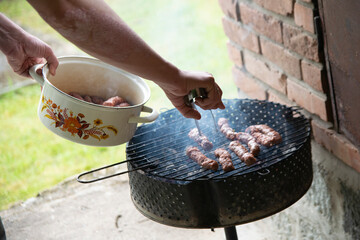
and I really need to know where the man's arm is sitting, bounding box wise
[27,0,225,119]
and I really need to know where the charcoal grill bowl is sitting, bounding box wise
[127,99,312,228]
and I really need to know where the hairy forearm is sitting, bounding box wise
[26,0,181,86]
[0,13,26,55]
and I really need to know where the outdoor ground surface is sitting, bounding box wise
[0,164,270,240]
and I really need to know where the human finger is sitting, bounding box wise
[195,98,225,110]
[14,58,44,78]
[195,97,216,109]
[163,89,202,119]
[175,103,201,120]
[43,46,58,76]
[195,84,224,109]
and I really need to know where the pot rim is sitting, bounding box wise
[41,55,151,110]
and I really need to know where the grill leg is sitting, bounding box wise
[224,226,238,240]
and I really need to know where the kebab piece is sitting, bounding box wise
[217,118,236,140]
[229,141,257,166]
[236,132,261,156]
[245,124,282,147]
[186,146,218,171]
[214,148,235,172]
[188,128,213,151]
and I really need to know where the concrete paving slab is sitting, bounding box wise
[0,167,267,240]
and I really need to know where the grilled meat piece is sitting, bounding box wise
[236,132,260,156]
[186,146,218,171]
[214,148,235,172]
[218,118,236,140]
[188,128,213,151]
[245,124,282,147]
[229,141,256,166]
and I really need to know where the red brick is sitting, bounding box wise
[287,77,311,110]
[348,143,360,173]
[243,52,287,94]
[267,89,294,107]
[287,78,329,120]
[283,23,319,62]
[253,0,294,16]
[227,41,243,67]
[239,3,282,43]
[294,2,315,33]
[232,66,267,100]
[311,119,333,154]
[218,0,240,21]
[312,119,360,173]
[301,61,325,92]
[260,37,301,78]
[310,91,329,121]
[311,120,351,166]
[222,17,260,53]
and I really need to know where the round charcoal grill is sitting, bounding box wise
[127,99,312,227]
[78,99,312,234]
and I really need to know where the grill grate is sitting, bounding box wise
[126,99,310,182]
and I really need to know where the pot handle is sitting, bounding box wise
[128,105,159,123]
[29,63,46,86]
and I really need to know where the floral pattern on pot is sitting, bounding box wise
[41,96,118,141]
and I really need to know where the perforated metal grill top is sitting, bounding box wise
[126,99,310,183]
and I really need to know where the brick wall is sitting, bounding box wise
[218,0,360,173]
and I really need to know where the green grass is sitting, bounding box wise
[0,0,236,210]
[0,85,126,209]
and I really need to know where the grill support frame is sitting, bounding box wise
[224,226,238,240]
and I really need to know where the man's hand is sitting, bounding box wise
[157,70,225,120]
[5,34,58,77]
[0,13,58,78]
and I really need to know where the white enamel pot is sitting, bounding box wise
[29,56,159,146]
